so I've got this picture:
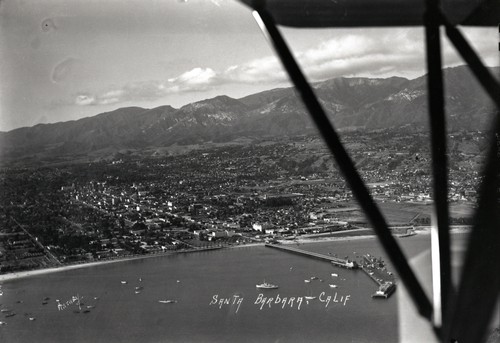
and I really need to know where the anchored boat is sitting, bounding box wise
[256,281,279,289]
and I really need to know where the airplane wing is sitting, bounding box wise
[239,0,500,27]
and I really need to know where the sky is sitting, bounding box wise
[0,0,498,132]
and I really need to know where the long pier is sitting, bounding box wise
[266,243,396,298]
[264,243,338,261]
[264,243,357,268]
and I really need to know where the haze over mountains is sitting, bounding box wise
[0,65,497,163]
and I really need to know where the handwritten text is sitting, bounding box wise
[56,295,82,311]
[209,294,244,313]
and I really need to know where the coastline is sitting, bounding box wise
[0,252,171,282]
[0,227,469,283]
[0,246,225,282]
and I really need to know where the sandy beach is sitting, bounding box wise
[0,253,166,282]
[0,246,225,282]
[0,226,469,283]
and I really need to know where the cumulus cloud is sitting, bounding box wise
[167,67,218,90]
[74,27,498,107]
[222,27,497,83]
[75,94,96,106]
[222,56,285,83]
[223,29,426,84]
[75,67,218,106]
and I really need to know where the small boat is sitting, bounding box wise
[310,276,318,280]
[331,273,338,277]
[93,297,99,300]
[304,279,311,283]
[1,309,11,313]
[176,280,180,283]
[256,281,279,289]
[135,286,143,291]
[0,321,6,326]
[158,300,177,304]
[29,317,36,321]
[121,281,127,284]
[329,284,338,288]
[135,291,141,294]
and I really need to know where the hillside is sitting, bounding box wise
[0,65,497,164]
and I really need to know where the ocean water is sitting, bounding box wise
[0,235,442,343]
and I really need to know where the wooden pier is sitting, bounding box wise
[360,266,384,286]
[266,244,396,298]
[264,243,357,268]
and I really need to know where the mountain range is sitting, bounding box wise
[0,65,497,163]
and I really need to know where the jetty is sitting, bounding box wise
[264,244,358,269]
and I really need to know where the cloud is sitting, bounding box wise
[167,67,218,90]
[441,27,499,67]
[74,28,498,107]
[222,29,427,84]
[222,56,285,83]
[222,27,498,83]
[75,67,218,106]
[215,30,424,85]
[75,94,96,106]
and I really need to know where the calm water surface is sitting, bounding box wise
[0,235,453,343]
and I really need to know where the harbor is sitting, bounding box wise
[265,243,396,298]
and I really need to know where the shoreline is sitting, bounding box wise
[0,227,469,283]
[0,252,170,282]
[0,246,224,282]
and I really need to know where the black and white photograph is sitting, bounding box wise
[0,0,499,342]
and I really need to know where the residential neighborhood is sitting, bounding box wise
[0,129,482,273]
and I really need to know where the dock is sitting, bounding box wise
[264,243,358,268]
[361,265,384,286]
[360,254,396,298]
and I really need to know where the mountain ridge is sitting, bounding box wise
[0,65,497,163]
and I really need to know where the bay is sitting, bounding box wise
[0,234,447,343]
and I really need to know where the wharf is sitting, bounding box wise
[265,244,395,298]
[360,265,384,286]
[360,254,396,298]
[264,243,358,268]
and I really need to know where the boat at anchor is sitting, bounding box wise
[256,281,279,289]
[158,300,177,304]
